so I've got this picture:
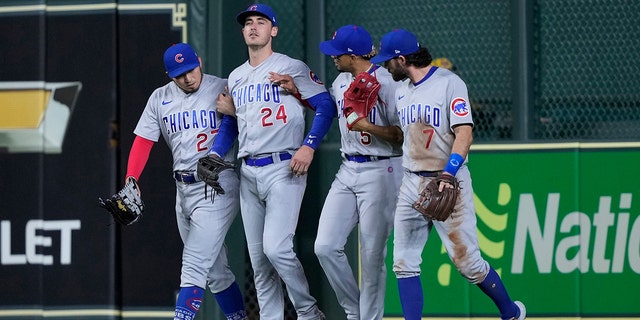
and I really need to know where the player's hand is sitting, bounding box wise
[290,145,314,176]
[348,117,373,132]
[125,176,141,196]
[216,86,236,116]
[269,72,299,95]
[438,172,456,192]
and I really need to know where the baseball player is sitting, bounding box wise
[209,4,335,320]
[314,25,402,320]
[370,29,526,320]
[125,43,246,320]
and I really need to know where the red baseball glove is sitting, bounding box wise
[343,72,381,130]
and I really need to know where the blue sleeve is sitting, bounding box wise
[302,91,336,149]
[210,115,238,157]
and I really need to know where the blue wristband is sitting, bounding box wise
[443,153,464,176]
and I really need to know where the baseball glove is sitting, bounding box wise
[197,154,235,199]
[412,174,460,221]
[98,178,144,226]
[343,71,381,130]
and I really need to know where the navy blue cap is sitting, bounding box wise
[163,43,200,78]
[319,25,374,56]
[236,3,277,26]
[370,29,420,64]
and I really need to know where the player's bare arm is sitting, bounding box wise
[438,124,473,191]
[450,124,473,160]
[349,119,403,145]
[216,87,235,116]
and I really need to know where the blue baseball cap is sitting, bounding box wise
[236,3,277,26]
[163,43,200,78]
[370,29,420,64]
[319,25,374,56]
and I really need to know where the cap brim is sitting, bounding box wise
[319,40,346,56]
[167,63,200,78]
[370,54,395,64]
[236,11,270,25]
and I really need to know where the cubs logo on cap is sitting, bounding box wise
[236,3,277,26]
[163,43,200,78]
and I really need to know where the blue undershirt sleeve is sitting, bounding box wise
[302,91,336,150]
[210,114,238,157]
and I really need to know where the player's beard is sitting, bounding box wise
[391,71,408,82]
[182,83,200,93]
[389,67,408,81]
[389,63,409,81]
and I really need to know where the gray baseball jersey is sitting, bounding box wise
[228,53,327,158]
[133,73,239,293]
[135,74,236,165]
[314,66,402,320]
[395,67,472,172]
[227,52,327,320]
[393,67,490,284]
[332,66,402,157]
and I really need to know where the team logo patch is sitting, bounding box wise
[451,97,469,117]
[175,53,184,63]
[187,297,202,311]
[309,71,324,85]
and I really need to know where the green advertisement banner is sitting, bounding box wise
[383,143,640,318]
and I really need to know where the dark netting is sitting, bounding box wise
[323,0,640,142]
[534,0,640,140]
[243,265,296,320]
[324,0,514,142]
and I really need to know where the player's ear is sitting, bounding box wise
[397,55,407,66]
[198,56,203,67]
[271,26,278,37]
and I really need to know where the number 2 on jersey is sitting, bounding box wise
[196,129,218,152]
[261,105,287,127]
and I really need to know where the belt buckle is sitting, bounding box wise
[278,152,292,161]
[175,172,191,183]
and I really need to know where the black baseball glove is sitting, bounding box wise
[412,174,461,221]
[197,154,235,199]
[98,178,144,226]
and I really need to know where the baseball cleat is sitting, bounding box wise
[512,301,526,320]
